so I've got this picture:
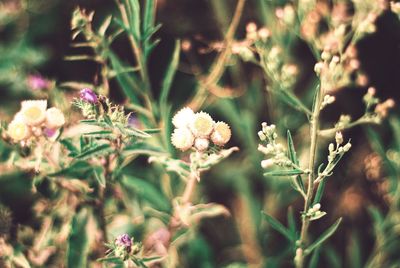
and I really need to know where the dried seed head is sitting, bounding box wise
[190,112,214,138]
[7,120,31,142]
[171,128,195,151]
[172,107,195,129]
[20,100,47,126]
[211,121,231,146]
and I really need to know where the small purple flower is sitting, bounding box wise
[44,128,58,138]
[27,75,49,91]
[128,114,140,128]
[79,88,98,103]
[115,234,132,248]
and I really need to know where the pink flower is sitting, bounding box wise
[27,75,49,91]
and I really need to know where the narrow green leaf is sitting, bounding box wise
[121,175,171,212]
[67,209,90,268]
[308,246,321,268]
[264,169,304,177]
[93,166,106,187]
[123,142,166,157]
[127,0,141,41]
[75,143,112,159]
[60,139,79,155]
[287,206,297,236]
[108,52,141,104]
[287,130,298,165]
[304,217,342,255]
[48,161,92,178]
[313,179,326,205]
[159,40,180,114]
[262,211,293,241]
[142,0,156,34]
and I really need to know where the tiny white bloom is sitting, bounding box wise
[261,159,274,169]
[172,107,195,129]
[45,107,65,129]
[20,100,47,126]
[171,127,195,151]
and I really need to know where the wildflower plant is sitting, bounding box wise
[0,0,399,267]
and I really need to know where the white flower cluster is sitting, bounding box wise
[258,122,293,169]
[328,131,352,162]
[7,100,65,143]
[171,107,231,152]
[303,203,326,221]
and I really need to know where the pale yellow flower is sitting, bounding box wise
[171,127,195,151]
[172,107,195,129]
[7,119,31,142]
[211,121,231,146]
[20,100,47,126]
[190,112,214,138]
[45,107,65,129]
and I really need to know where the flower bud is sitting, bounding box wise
[343,142,352,152]
[79,88,98,103]
[261,159,274,169]
[194,137,210,151]
[335,131,343,145]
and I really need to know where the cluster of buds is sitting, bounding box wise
[258,123,293,169]
[303,203,326,221]
[320,94,336,110]
[363,87,395,119]
[275,4,296,26]
[328,131,352,162]
[112,234,141,261]
[6,100,65,144]
[171,107,231,152]
[245,22,271,42]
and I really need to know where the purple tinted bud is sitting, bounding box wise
[44,128,58,138]
[115,234,132,248]
[79,88,98,103]
[27,75,49,90]
[128,114,140,128]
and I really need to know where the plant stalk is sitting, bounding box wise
[296,88,322,268]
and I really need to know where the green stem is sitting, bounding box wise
[296,88,322,268]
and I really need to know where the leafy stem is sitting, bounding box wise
[296,86,322,268]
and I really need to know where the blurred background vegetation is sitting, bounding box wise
[0,0,400,267]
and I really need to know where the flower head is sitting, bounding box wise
[171,128,195,151]
[20,100,47,126]
[115,234,133,248]
[45,107,65,129]
[79,88,98,103]
[7,119,31,142]
[172,107,195,129]
[211,121,231,146]
[190,112,214,138]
